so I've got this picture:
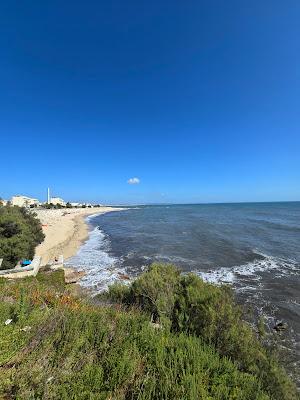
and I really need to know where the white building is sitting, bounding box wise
[11,195,39,207]
[70,202,96,207]
[50,197,66,206]
[70,202,81,207]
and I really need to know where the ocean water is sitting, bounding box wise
[66,202,300,381]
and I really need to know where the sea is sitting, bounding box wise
[66,202,300,382]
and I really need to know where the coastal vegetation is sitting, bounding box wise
[0,265,298,399]
[41,202,97,209]
[0,204,44,269]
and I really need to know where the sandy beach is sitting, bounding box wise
[35,207,124,265]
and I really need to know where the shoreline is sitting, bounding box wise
[35,207,124,265]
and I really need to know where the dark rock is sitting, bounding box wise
[118,272,130,280]
[273,322,287,332]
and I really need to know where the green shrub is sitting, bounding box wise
[0,267,298,399]
[104,282,131,304]
[0,205,44,269]
[107,264,299,400]
[0,275,270,400]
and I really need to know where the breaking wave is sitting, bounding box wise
[196,253,300,285]
[65,226,127,291]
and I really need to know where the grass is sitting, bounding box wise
[0,266,298,400]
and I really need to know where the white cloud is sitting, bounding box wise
[127,177,140,185]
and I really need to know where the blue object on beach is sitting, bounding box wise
[21,259,31,266]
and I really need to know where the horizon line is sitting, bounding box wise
[110,200,300,207]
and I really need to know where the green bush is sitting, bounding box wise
[0,266,298,399]
[0,274,270,399]
[106,264,299,400]
[0,205,45,269]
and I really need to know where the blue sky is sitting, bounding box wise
[0,1,299,204]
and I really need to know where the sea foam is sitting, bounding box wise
[196,254,299,285]
[65,226,127,291]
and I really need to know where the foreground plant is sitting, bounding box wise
[0,266,298,399]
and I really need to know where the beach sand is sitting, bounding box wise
[35,207,123,266]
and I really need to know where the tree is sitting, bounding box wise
[0,206,45,269]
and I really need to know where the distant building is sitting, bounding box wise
[69,202,96,207]
[11,195,39,207]
[70,202,81,207]
[50,197,66,206]
[0,199,8,206]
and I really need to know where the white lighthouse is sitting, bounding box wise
[47,187,50,204]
